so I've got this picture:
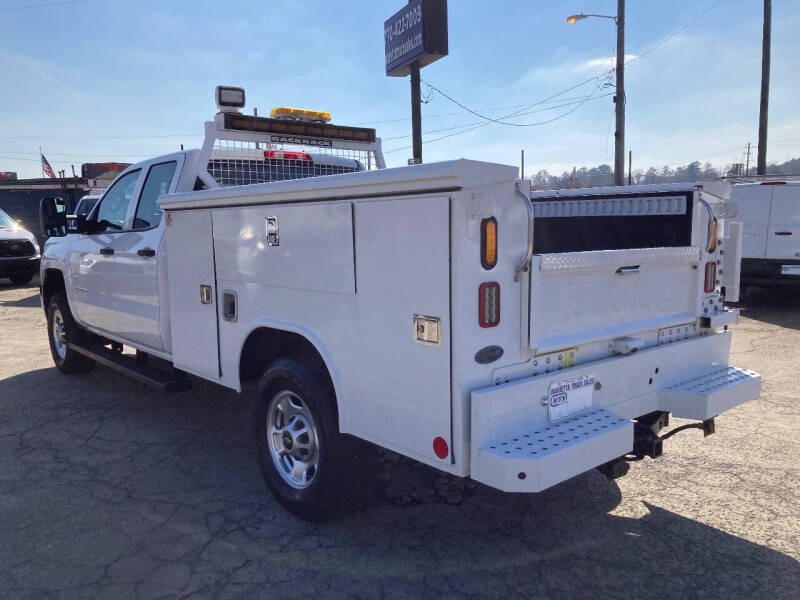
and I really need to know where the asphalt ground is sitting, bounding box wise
[0,277,798,599]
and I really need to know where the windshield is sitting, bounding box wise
[75,196,99,216]
[0,208,16,228]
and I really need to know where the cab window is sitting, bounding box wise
[95,170,140,231]
[133,161,176,229]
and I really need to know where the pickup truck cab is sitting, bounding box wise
[39,87,761,520]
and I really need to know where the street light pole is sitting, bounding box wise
[614,0,625,186]
[567,2,626,186]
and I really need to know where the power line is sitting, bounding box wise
[382,93,613,141]
[385,85,605,155]
[625,0,726,66]
[356,94,605,126]
[421,81,611,127]
[0,0,87,14]
[0,150,153,158]
[0,133,200,140]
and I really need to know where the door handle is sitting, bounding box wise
[615,265,640,275]
[775,231,793,236]
[99,247,114,256]
[137,248,156,257]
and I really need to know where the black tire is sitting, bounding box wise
[46,292,95,374]
[9,272,34,285]
[254,357,374,521]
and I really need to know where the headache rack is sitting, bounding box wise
[196,112,386,189]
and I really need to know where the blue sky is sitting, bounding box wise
[1,0,798,178]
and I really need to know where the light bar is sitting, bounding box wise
[223,113,376,144]
[264,150,312,161]
[216,86,245,111]
[271,106,331,123]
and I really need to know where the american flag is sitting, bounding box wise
[41,153,55,178]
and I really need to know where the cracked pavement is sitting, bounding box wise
[1,279,798,599]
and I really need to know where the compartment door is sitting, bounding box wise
[735,185,772,259]
[529,247,700,354]
[165,210,221,380]
[765,185,800,260]
[351,196,452,462]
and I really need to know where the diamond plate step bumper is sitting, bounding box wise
[659,365,761,420]
[471,407,633,493]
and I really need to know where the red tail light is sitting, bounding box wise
[479,282,500,327]
[264,150,312,161]
[704,261,717,293]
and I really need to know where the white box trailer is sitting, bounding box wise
[39,87,761,520]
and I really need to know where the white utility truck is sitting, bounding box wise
[729,179,800,290]
[40,87,761,520]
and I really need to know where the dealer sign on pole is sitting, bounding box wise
[384,0,448,77]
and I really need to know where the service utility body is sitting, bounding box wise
[39,87,762,520]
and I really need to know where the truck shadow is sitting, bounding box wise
[0,365,797,599]
[734,286,800,330]
[0,290,40,308]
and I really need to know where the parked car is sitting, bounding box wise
[0,207,40,285]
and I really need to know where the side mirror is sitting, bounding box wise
[39,196,67,238]
[66,213,88,234]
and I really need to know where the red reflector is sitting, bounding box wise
[704,261,717,293]
[760,181,786,185]
[479,282,500,327]
[433,436,449,459]
[264,150,312,161]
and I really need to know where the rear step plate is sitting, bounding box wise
[472,407,632,493]
[71,342,192,393]
[659,366,760,420]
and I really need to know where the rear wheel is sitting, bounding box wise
[9,272,34,285]
[254,357,374,521]
[46,292,95,374]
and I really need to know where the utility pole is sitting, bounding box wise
[757,0,771,175]
[614,0,625,186]
[745,142,752,175]
[521,149,525,179]
[410,61,422,164]
[628,150,632,185]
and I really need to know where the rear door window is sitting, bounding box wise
[133,161,177,229]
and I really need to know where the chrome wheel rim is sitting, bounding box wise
[266,390,320,489]
[52,308,67,360]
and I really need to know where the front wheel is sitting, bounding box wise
[9,272,34,285]
[46,292,95,374]
[254,357,373,521]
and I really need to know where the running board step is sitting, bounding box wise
[659,366,761,420]
[71,342,192,393]
[471,407,633,493]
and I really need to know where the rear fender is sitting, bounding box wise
[238,318,347,430]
